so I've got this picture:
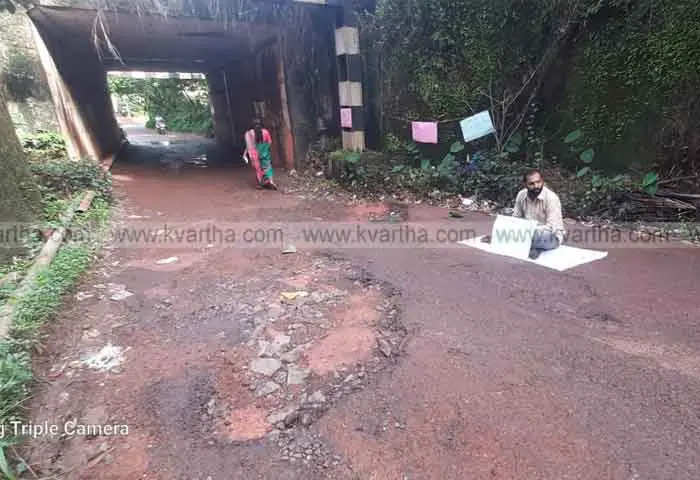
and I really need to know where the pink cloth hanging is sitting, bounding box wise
[411,121,438,144]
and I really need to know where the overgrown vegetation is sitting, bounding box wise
[108,77,214,136]
[20,131,66,161]
[0,130,111,476]
[0,197,109,478]
[353,0,700,219]
[1,131,112,307]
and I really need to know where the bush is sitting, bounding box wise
[458,151,524,206]
[329,149,454,196]
[21,131,67,160]
[29,158,112,200]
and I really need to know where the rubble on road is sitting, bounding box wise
[250,358,282,376]
[81,343,126,372]
[199,256,406,467]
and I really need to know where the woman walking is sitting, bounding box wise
[244,118,277,189]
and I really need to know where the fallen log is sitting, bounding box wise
[0,190,97,338]
[625,192,696,210]
[657,175,699,186]
[655,189,700,201]
[615,191,696,221]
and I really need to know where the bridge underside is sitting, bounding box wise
[28,4,347,167]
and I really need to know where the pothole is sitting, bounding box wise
[203,256,406,464]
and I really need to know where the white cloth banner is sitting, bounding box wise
[459,237,609,272]
[460,110,496,143]
[457,214,608,271]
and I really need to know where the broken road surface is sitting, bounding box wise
[24,160,700,479]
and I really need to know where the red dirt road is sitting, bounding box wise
[24,149,700,479]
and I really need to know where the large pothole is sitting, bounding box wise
[204,255,406,464]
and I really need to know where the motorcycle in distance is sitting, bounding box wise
[155,116,167,135]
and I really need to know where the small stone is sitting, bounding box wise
[267,330,291,352]
[308,390,326,404]
[256,381,281,397]
[287,365,311,385]
[257,340,275,358]
[280,346,303,364]
[267,405,299,425]
[377,338,393,357]
[250,358,282,376]
[301,413,313,427]
[274,369,288,384]
[82,328,100,339]
[110,290,133,301]
[284,410,301,427]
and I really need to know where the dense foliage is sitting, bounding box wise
[108,77,214,136]
[21,131,66,160]
[563,1,700,174]
[359,0,700,181]
[19,131,112,226]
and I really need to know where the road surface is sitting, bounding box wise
[23,139,700,479]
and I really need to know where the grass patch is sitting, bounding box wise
[0,149,112,308]
[0,196,110,478]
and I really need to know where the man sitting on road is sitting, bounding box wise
[483,168,565,259]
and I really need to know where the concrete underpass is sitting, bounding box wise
[28,4,343,170]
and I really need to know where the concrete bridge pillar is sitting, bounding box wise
[293,0,366,151]
[335,1,365,152]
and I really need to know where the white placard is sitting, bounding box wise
[460,110,496,143]
[490,215,537,260]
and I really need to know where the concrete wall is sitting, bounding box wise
[207,71,237,157]
[0,10,58,136]
[282,7,340,166]
[30,8,122,160]
[208,45,295,169]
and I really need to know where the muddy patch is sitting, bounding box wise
[307,292,381,375]
[222,406,271,442]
